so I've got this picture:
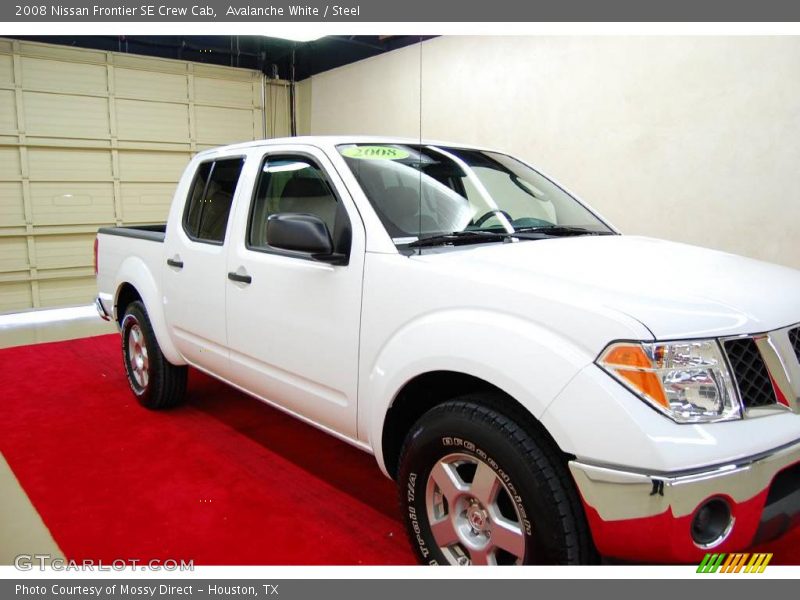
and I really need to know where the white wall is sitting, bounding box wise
[304,36,800,269]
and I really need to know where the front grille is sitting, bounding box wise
[790,327,800,363]
[724,338,777,409]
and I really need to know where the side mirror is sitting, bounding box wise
[266,213,347,264]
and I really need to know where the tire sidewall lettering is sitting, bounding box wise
[406,497,434,561]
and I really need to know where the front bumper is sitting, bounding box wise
[571,438,800,563]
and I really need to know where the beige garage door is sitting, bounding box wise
[0,38,290,313]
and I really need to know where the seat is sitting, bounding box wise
[199,181,233,241]
[277,176,337,232]
[375,186,440,235]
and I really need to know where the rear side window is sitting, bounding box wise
[183,157,245,244]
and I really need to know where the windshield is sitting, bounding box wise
[337,143,613,247]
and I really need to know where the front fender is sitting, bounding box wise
[361,308,595,475]
[543,363,800,473]
[114,256,184,365]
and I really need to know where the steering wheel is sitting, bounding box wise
[473,209,514,228]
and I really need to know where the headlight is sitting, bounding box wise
[597,339,741,423]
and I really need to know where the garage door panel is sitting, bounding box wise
[0,182,25,226]
[254,111,264,138]
[0,90,17,133]
[0,281,33,312]
[194,63,253,81]
[0,237,29,272]
[0,37,275,312]
[28,148,113,181]
[35,234,94,270]
[113,54,186,75]
[116,99,189,142]
[0,54,13,85]
[22,57,107,96]
[195,106,254,145]
[0,147,21,180]
[194,77,256,108]
[24,92,110,139]
[20,42,105,65]
[118,151,189,182]
[37,276,96,308]
[120,182,174,223]
[30,182,115,225]
[115,68,188,103]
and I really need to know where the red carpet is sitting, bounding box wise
[0,334,797,565]
[0,334,414,565]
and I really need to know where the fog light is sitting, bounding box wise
[691,498,734,548]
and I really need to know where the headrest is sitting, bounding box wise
[281,177,329,199]
[381,186,420,218]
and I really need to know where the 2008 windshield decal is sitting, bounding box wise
[341,146,410,160]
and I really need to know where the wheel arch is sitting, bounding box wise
[381,370,570,480]
[113,256,184,365]
[115,282,141,326]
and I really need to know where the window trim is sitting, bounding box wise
[243,151,351,265]
[181,155,246,246]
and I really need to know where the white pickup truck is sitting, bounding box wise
[96,136,800,565]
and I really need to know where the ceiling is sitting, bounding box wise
[9,35,434,81]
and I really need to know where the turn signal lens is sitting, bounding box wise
[597,340,742,423]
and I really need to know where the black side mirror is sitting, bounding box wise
[266,213,347,264]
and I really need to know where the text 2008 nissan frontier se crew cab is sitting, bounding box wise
[96,137,800,565]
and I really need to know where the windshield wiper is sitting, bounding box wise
[406,230,511,248]
[405,226,614,248]
[512,225,615,237]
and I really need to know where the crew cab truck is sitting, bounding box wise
[96,136,800,565]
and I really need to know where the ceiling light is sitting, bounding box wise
[262,34,325,43]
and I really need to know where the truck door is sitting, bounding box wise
[224,146,365,439]
[162,155,246,375]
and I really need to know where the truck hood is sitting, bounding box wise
[414,235,800,340]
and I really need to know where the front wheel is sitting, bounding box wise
[397,396,596,565]
[121,300,187,409]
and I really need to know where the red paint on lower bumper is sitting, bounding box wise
[582,488,771,564]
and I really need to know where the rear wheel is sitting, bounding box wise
[121,300,187,409]
[397,395,596,565]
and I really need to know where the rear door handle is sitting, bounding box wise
[227,271,252,285]
[167,257,184,269]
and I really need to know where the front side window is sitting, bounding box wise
[247,155,349,254]
[337,144,613,248]
[183,157,245,244]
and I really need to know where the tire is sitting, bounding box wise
[397,395,596,565]
[121,300,187,410]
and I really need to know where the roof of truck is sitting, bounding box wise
[195,135,494,157]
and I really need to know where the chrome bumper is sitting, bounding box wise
[570,438,800,560]
[95,296,111,321]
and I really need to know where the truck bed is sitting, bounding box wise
[97,224,166,243]
[96,224,168,316]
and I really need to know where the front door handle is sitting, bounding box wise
[167,257,184,269]
[228,270,252,285]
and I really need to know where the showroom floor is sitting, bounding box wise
[0,311,414,565]
[0,306,115,565]
[0,306,116,351]
[0,454,63,565]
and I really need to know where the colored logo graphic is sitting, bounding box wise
[341,146,410,160]
[697,553,772,573]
